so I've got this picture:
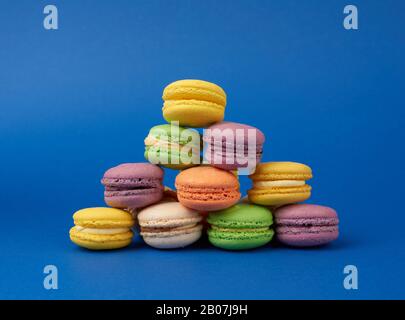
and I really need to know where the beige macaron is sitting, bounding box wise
[138,202,203,249]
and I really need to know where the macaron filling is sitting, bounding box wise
[139,216,202,228]
[210,225,270,233]
[102,178,164,197]
[141,223,198,232]
[254,180,306,187]
[74,226,131,235]
[140,224,203,238]
[249,184,311,194]
[276,216,339,234]
[208,227,274,240]
[277,225,338,235]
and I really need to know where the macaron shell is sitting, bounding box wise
[73,207,134,228]
[104,189,163,209]
[207,204,273,228]
[138,202,202,228]
[102,163,164,180]
[274,203,338,220]
[204,121,265,144]
[250,162,312,181]
[163,100,225,128]
[176,166,239,188]
[69,227,133,250]
[208,228,274,250]
[143,229,202,249]
[163,79,227,106]
[248,185,311,206]
[177,196,240,212]
[276,227,338,247]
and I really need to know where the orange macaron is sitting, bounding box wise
[175,166,241,211]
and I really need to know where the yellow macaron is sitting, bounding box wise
[69,207,135,250]
[162,79,226,127]
[248,162,312,206]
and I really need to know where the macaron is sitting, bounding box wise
[162,79,226,127]
[274,204,339,247]
[144,124,201,169]
[69,207,135,250]
[203,121,265,172]
[175,166,241,211]
[101,163,164,209]
[248,162,312,206]
[207,204,274,250]
[138,202,203,249]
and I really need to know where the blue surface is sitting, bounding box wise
[1,0,404,299]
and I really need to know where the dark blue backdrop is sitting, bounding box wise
[1,0,404,299]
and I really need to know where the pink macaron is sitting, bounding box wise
[101,163,164,209]
[274,204,339,247]
[203,121,265,171]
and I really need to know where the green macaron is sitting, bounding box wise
[144,124,201,170]
[207,204,274,250]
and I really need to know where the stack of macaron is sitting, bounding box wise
[69,79,339,251]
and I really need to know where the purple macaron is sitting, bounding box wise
[274,204,339,247]
[101,163,164,209]
[203,121,265,171]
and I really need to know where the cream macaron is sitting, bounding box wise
[248,162,313,206]
[138,202,203,249]
[162,79,227,127]
[69,207,135,250]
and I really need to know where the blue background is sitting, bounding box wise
[1,0,404,299]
